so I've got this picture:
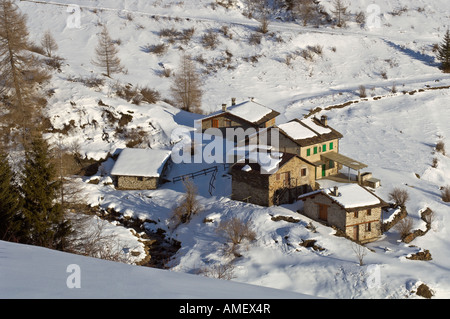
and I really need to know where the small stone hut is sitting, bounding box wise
[298,184,388,243]
[111,148,172,190]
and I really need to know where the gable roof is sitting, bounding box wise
[202,99,280,126]
[111,148,171,178]
[231,151,314,176]
[298,184,388,212]
[278,116,343,147]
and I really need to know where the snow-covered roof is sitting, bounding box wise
[299,184,385,210]
[111,148,171,177]
[202,100,279,125]
[300,117,332,135]
[278,121,318,140]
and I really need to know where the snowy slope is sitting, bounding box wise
[5,0,450,299]
[0,240,310,298]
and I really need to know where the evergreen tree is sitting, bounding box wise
[0,0,50,141]
[437,29,450,73]
[0,150,21,241]
[91,26,123,77]
[19,135,71,249]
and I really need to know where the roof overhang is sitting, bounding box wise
[321,152,367,171]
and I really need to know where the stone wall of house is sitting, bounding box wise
[299,138,340,162]
[268,157,316,206]
[117,175,159,190]
[301,194,347,230]
[201,114,251,131]
[345,207,382,243]
[231,171,269,206]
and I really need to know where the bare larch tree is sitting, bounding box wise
[92,26,123,77]
[171,53,203,113]
[40,30,58,58]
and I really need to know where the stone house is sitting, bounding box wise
[111,148,172,190]
[256,115,368,182]
[298,184,388,243]
[231,151,317,207]
[200,98,279,133]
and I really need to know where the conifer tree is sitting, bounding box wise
[40,29,58,58]
[437,29,450,73]
[92,26,123,77]
[0,150,21,241]
[19,134,71,249]
[0,0,49,140]
[171,53,203,113]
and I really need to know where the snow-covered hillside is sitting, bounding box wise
[4,0,450,298]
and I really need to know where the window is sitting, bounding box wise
[212,119,219,128]
[224,119,231,127]
[301,168,307,177]
[365,223,372,232]
[354,211,358,218]
[307,148,311,156]
[276,173,280,181]
[367,209,372,216]
[322,144,326,152]
[329,142,334,150]
[313,146,318,154]
[329,160,334,169]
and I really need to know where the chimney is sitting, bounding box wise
[231,97,236,106]
[222,104,227,112]
[332,186,340,197]
[321,115,328,126]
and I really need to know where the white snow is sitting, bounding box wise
[300,117,332,135]
[226,100,274,124]
[323,184,382,209]
[4,0,450,299]
[110,148,171,177]
[278,121,317,140]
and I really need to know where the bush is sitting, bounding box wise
[441,185,450,202]
[145,43,168,56]
[248,33,262,45]
[395,216,413,239]
[359,85,367,98]
[201,30,219,49]
[172,179,202,226]
[388,187,409,207]
[140,87,160,104]
[436,140,446,155]
[217,217,256,245]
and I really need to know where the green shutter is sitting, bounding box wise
[323,144,326,152]
[313,147,317,154]
[307,148,311,156]
[329,142,333,150]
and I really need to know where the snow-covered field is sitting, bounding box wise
[2,0,450,298]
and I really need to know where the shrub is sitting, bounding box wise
[395,216,413,239]
[217,217,256,245]
[248,33,262,45]
[140,87,160,104]
[146,43,168,56]
[359,85,367,98]
[201,30,219,49]
[441,185,450,202]
[388,187,409,207]
[436,140,446,155]
[172,179,202,226]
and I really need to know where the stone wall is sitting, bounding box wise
[345,207,382,243]
[117,175,159,190]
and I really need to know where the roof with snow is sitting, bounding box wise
[202,99,280,126]
[111,148,171,178]
[298,184,387,211]
[278,117,343,146]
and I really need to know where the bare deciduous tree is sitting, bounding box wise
[171,53,203,113]
[92,26,123,77]
[172,178,202,226]
[217,217,256,246]
[291,0,318,26]
[351,242,367,266]
[40,30,58,57]
[388,187,410,207]
[395,216,413,239]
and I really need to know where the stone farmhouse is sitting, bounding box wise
[230,151,316,206]
[267,115,369,183]
[199,98,280,133]
[111,148,172,190]
[298,184,388,243]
